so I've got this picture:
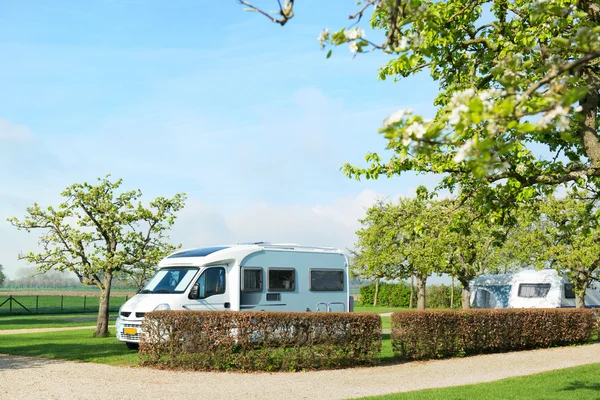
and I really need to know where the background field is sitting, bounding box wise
[0,293,131,315]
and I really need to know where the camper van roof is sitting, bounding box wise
[167,243,343,259]
[167,246,230,258]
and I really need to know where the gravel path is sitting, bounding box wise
[1,343,599,399]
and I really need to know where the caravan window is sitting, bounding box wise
[268,268,295,291]
[241,268,263,292]
[564,283,575,299]
[310,269,344,291]
[518,283,551,298]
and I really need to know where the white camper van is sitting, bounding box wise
[116,243,351,348]
[470,269,600,309]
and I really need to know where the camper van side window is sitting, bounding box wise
[197,267,226,299]
[564,284,575,299]
[242,268,263,292]
[268,268,295,291]
[310,269,344,291]
[518,283,551,298]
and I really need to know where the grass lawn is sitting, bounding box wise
[381,316,390,330]
[358,363,600,400]
[0,329,139,366]
[354,306,408,314]
[0,313,119,330]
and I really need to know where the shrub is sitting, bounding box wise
[359,282,411,307]
[140,311,381,371]
[391,309,595,361]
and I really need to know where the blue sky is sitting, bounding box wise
[0,1,442,278]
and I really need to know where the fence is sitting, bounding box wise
[0,294,130,315]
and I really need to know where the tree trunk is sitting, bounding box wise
[409,273,414,309]
[575,293,586,308]
[450,276,455,309]
[458,279,471,309]
[575,280,588,308]
[580,72,600,165]
[95,270,113,337]
[373,278,380,307]
[416,274,427,310]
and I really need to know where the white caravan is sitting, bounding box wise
[470,269,600,309]
[116,243,351,348]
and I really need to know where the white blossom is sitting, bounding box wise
[406,122,427,139]
[516,164,527,174]
[557,115,570,132]
[345,28,361,40]
[449,104,469,126]
[411,32,424,47]
[382,108,413,129]
[349,41,359,53]
[537,105,569,128]
[318,29,329,45]
[574,105,583,112]
[402,136,412,146]
[453,138,474,163]
[398,36,409,51]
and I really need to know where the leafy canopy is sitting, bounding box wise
[8,176,186,289]
[316,1,600,212]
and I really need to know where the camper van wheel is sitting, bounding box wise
[125,342,139,350]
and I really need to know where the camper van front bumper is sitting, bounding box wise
[116,317,143,343]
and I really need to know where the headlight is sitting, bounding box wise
[154,303,171,311]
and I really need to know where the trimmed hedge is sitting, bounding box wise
[140,311,381,371]
[391,309,595,361]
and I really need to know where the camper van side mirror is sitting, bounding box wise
[189,283,199,299]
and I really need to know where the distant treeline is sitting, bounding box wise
[1,267,135,290]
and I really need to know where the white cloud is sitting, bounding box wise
[0,118,33,142]
[170,189,385,253]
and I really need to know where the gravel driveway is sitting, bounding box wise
[1,342,599,399]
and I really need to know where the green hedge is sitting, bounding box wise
[391,309,595,361]
[140,311,381,371]
[359,282,461,308]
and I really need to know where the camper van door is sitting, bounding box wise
[183,265,231,310]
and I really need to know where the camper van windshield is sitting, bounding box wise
[140,267,198,294]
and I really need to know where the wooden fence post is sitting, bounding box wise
[84,295,87,313]
[61,295,64,313]
[36,296,39,314]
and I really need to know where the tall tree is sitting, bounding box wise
[394,196,453,309]
[440,199,516,308]
[0,264,5,287]
[353,192,453,309]
[336,1,600,212]
[532,194,600,308]
[351,200,407,306]
[8,176,186,337]
[239,1,600,213]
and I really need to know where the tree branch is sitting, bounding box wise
[237,0,294,26]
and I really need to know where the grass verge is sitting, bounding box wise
[0,329,139,366]
[354,306,408,314]
[357,363,600,400]
[0,313,119,330]
[0,329,394,366]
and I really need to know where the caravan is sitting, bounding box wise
[116,243,351,348]
[470,269,600,309]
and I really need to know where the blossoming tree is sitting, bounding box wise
[241,0,600,211]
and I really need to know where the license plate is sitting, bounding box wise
[123,327,137,335]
